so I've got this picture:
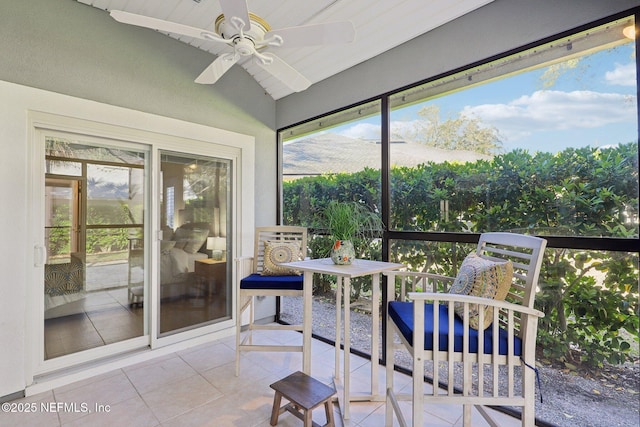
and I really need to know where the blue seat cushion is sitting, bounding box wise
[240,273,303,291]
[388,301,522,356]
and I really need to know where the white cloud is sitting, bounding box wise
[605,62,636,86]
[337,122,380,140]
[336,120,426,141]
[335,89,636,146]
[462,90,636,141]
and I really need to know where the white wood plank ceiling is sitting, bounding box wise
[77,0,494,100]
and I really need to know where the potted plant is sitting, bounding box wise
[324,200,382,265]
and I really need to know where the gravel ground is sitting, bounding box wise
[281,295,639,427]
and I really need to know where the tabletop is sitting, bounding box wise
[283,258,403,278]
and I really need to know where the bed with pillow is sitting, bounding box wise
[159,223,210,297]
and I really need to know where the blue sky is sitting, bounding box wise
[333,42,637,154]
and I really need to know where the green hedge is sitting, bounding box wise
[283,142,639,369]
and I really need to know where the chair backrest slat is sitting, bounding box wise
[253,226,307,274]
[476,232,546,337]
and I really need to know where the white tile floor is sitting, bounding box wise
[0,329,521,427]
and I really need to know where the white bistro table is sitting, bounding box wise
[282,257,403,419]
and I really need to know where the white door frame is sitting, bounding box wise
[26,110,254,384]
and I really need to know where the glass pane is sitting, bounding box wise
[44,140,147,360]
[45,160,81,176]
[278,15,639,427]
[87,164,144,225]
[44,182,74,262]
[388,17,638,237]
[389,240,639,427]
[282,100,383,250]
[159,152,232,335]
[281,101,383,356]
[46,138,145,165]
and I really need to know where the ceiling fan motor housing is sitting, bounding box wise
[233,38,255,56]
[215,12,271,52]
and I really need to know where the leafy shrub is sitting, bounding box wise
[283,142,639,368]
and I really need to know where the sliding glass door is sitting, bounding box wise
[158,151,232,335]
[43,137,147,360]
[34,119,241,376]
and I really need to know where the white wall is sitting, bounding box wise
[0,0,275,398]
[0,83,30,399]
[276,0,640,128]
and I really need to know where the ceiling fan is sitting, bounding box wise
[110,0,356,92]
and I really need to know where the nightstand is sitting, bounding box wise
[194,258,227,297]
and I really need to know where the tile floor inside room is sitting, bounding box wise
[44,281,230,359]
[1,329,522,427]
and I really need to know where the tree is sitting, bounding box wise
[391,105,503,155]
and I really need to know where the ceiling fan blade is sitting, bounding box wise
[255,53,311,92]
[110,10,215,40]
[195,53,240,84]
[266,21,356,48]
[218,0,251,29]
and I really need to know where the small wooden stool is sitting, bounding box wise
[270,371,336,427]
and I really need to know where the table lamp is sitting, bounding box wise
[207,237,226,260]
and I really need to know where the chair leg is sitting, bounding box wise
[385,322,395,426]
[463,404,472,427]
[522,365,536,427]
[411,331,425,427]
[248,295,254,344]
[235,293,242,376]
[412,367,423,427]
[236,294,251,376]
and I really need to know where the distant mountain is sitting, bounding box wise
[283,133,491,177]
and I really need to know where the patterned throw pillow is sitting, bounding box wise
[449,252,513,329]
[261,240,302,276]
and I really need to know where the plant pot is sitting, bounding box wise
[330,240,355,265]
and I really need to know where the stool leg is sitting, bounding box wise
[324,400,335,427]
[270,392,282,426]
